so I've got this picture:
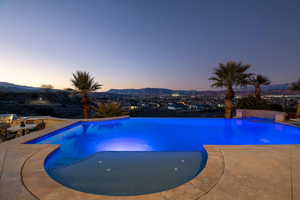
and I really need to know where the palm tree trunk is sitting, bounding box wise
[82,93,90,119]
[255,85,261,99]
[225,87,235,118]
[296,100,300,118]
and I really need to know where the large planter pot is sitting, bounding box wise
[236,109,287,122]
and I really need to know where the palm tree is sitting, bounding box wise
[71,71,102,118]
[93,103,127,117]
[209,61,252,118]
[291,79,300,117]
[250,74,271,99]
[291,79,300,90]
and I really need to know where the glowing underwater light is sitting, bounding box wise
[96,138,153,151]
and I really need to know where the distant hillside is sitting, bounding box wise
[235,83,291,92]
[0,82,43,93]
[0,82,293,95]
[0,82,60,93]
[106,83,292,96]
[262,83,291,90]
[107,88,200,96]
[106,88,222,96]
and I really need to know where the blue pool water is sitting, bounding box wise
[27,118,300,195]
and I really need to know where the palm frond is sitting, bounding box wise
[208,61,252,88]
[250,74,271,86]
[291,79,300,90]
[71,71,102,93]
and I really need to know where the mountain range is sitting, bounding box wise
[0,82,43,92]
[0,82,293,95]
[107,83,292,96]
[107,88,199,95]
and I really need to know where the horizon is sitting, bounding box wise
[1,0,300,91]
[0,80,293,93]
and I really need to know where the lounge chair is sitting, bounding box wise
[290,118,300,122]
[288,118,300,127]
[24,119,46,132]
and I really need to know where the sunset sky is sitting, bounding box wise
[0,0,300,91]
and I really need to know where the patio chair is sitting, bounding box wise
[22,120,46,134]
[0,114,18,125]
[0,123,16,141]
[32,120,46,131]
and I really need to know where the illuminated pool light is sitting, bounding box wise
[96,138,152,151]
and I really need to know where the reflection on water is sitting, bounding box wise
[94,121,123,131]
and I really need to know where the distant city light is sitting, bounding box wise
[171,93,180,97]
[130,106,138,110]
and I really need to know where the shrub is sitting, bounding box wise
[92,103,127,118]
[236,96,282,111]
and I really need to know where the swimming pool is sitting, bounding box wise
[27,118,300,196]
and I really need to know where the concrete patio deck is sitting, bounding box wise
[0,118,299,200]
